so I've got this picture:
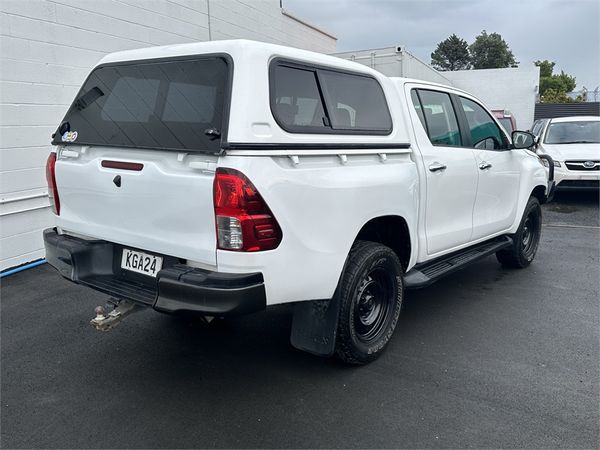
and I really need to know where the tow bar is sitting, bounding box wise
[90,299,142,331]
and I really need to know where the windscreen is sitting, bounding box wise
[53,56,230,152]
[544,120,600,144]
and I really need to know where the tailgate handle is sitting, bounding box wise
[101,160,144,171]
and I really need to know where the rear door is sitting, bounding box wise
[52,56,232,266]
[407,86,479,256]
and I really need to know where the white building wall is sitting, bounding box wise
[335,46,540,132]
[334,46,451,85]
[0,0,336,271]
[443,66,540,130]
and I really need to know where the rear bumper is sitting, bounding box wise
[43,228,266,316]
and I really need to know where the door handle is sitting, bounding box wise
[429,162,447,172]
[479,162,492,170]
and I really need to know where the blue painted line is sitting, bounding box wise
[0,259,47,278]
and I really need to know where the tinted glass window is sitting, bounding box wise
[498,117,514,134]
[460,97,507,150]
[417,90,462,146]
[270,62,392,134]
[544,121,600,144]
[318,71,392,131]
[272,65,328,129]
[53,57,230,152]
[410,89,427,131]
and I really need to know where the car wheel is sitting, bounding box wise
[335,240,403,365]
[496,196,542,268]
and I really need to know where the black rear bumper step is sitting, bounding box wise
[404,236,512,289]
[43,228,266,316]
[82,275,157,305]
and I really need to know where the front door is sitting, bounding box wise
[457,96,521,239]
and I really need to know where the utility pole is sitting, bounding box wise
[207,0,212,40]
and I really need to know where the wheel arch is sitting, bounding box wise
[291,216,411,358]
[354,215,412,270]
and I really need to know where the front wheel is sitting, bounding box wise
[496,196,542,268]
[335,241,403,365]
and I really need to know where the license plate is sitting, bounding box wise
[121,248,163,277]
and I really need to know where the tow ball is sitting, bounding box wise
[90,299,142,331]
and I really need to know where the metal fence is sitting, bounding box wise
[534,102,600,120]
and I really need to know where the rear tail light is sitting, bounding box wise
[213,168,282,252]
[45,152,60,215]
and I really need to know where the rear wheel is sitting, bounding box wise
[335,241,403,365]
[496,196,542,268]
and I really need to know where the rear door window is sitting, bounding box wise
[414,89,462,146]
[53,56,230,152]
[410,89,427,131]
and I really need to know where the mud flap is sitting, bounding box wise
[290,294,341,357]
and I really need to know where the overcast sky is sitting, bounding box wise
[284,0,600,90]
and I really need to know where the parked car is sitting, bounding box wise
[492,109,517,134]
[44,40,552,364]
[530,118,550,139]
[534,116,600,188]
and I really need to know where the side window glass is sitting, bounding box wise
[459,97,507,150]
[417,90,462,147]
[410,89,427,131]
[318,71,392,132]
[272,65,328,130]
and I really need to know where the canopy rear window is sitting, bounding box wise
[53,56,230,152]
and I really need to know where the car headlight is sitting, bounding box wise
[541,159,561,167]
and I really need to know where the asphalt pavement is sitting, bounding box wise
[1,189,598,449]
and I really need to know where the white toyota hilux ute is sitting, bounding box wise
[44,40,554,364]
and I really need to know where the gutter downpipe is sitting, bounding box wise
[0,259,47,279]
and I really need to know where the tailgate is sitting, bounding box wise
[55,147,218,266]
[48,54,232,267]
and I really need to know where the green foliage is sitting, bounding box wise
[430,34,471,71]
[535,60,579,103]
[540,88,580,103]
[428,34,581,104]
[469,30,518,69]
[534,60,555,78]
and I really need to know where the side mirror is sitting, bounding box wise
[511,130,535,149]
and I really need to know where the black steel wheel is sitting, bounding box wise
[335,241,403,365]
[496,196,542,268]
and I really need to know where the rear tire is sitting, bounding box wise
[335,241,403,365]
[496,196,542,268]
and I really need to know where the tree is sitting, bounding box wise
[540,88,581,103]
[535,60,578,102]
[430,34,471,71]
[469,30,518,69]
[535,59,555,78]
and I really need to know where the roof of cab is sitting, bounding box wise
[388,76,473,96]
[550,116,600,123]
[97,39,384,78]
